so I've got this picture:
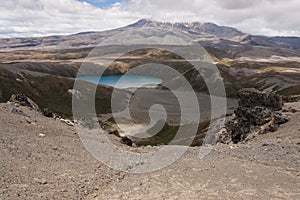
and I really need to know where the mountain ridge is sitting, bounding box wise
[0,19,300,57]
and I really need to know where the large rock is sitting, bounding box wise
[238,88,283,111]
[9,94,40,111]
[219,88,289,144]
[225,118,251,143]
[234,106,272,126]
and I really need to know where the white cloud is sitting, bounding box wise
[0,0,299,38]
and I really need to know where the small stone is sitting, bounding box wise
[290,109,298,113]
[269,124,278,132]
[42,108,54,118]
[53,147,58,150]
[35,179,47,185]
[108,129,120,137]
[274,112,290,125]
[282,108,289,113]
[38,134,45,137]
[78,185,85,189]
[25,117,32,124]
[121,137,133,146]
[262,141,273,147]
[11,108,29,117]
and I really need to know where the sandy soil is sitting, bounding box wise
[0,102,299,199]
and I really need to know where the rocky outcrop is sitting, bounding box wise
[237,88,283,111]
[219,88,290,144]
[9,94,63,119]
[9,94,40,111]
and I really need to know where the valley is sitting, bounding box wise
[0,18,300,199]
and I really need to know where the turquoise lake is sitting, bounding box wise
[79,75,162,89]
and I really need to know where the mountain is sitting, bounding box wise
[0,18,245,49]
[127,19,244,39]
[1,19,300,59]
[0,19,300,111]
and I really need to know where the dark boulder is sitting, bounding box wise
[121,137,133,147]
[219,88,290,144]
[238,88,283,111]
[274,112,290,125]
[42,108,54,118]
[268,124,278,132]
[234,106,272,126]
[225,118,251,143]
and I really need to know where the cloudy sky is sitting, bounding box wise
[0,0,299,38]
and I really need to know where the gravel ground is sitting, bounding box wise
[0,102,299,199]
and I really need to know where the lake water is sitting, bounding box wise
[79,75,162,89]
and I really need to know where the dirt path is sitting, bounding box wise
[0,102,299,199]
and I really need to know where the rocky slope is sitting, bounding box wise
[0,19,300,199]
[0,99,299,199]
[219,88,293,143]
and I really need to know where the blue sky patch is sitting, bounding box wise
[78,0,122,8]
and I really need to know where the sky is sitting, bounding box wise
[77,0,123,8]
[0,0,299,38]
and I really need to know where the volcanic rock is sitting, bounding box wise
[42,108,54,118]
[121,137,133,147]
[237,88,283,111]
[9,94,40,111]
[219,88,290,144]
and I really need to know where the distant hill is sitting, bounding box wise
[0,19,300,59]
[0,19,300,110]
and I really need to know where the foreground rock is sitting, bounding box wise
[219,88,291,143]
[237,88,283,111]
[9,94,40,111]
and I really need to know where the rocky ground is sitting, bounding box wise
[0,101,299,199]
